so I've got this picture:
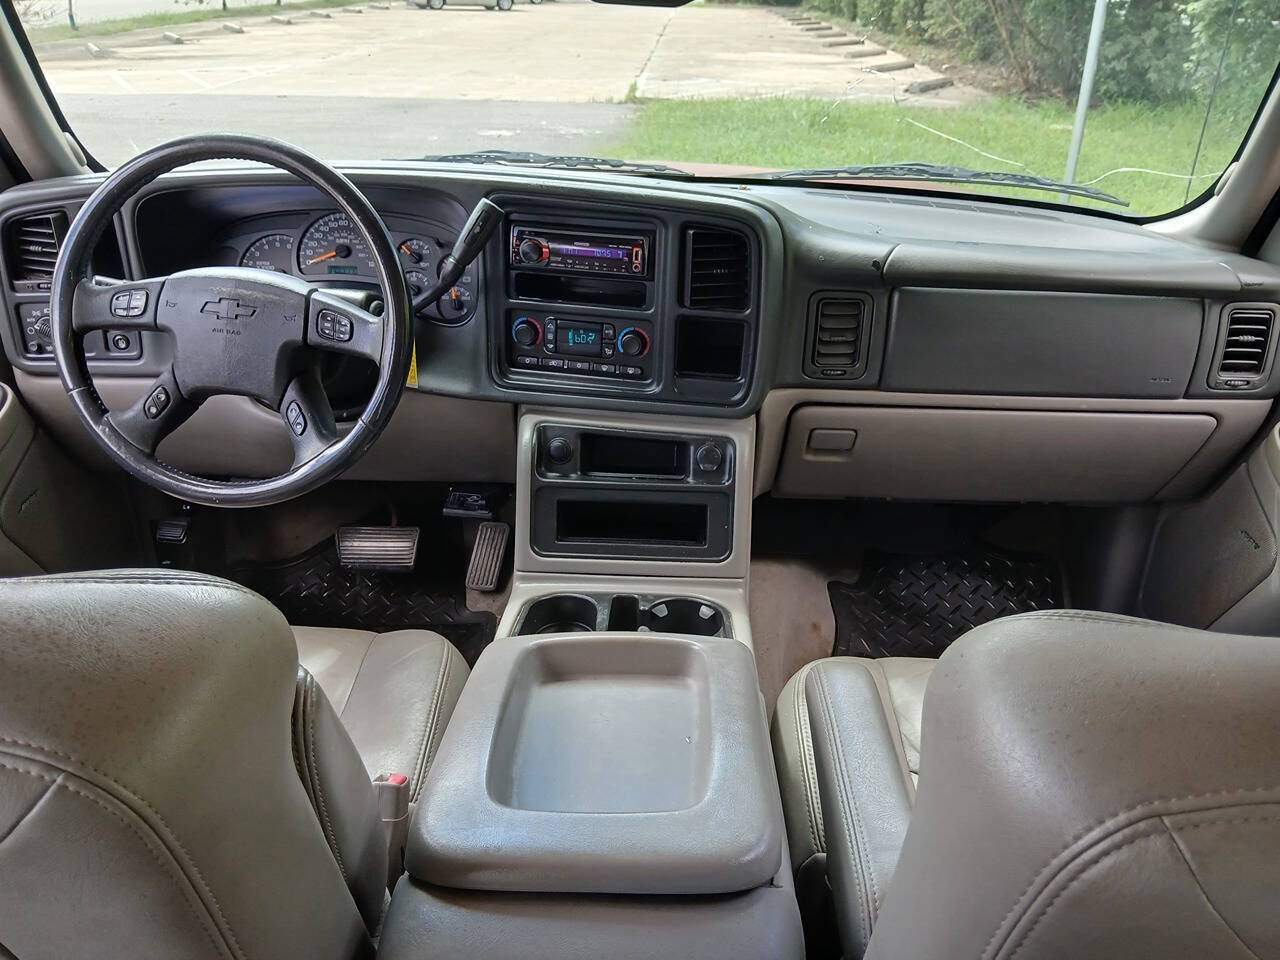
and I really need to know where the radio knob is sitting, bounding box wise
[512,316,541,346]
[517,237,547,264]
[618,328,648,357]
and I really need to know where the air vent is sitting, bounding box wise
[683,226,750,311]
[6,211,67,292]
[810,297,866,375]
[1216,305,1276,382]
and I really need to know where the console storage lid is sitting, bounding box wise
[408,632,783,896]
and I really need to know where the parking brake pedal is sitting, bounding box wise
[335,526,419,570]
[466,521,510,592]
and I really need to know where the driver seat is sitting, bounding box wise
[0,570,467,960]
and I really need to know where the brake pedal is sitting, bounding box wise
[465,521,509,592]
[335,526,419,570]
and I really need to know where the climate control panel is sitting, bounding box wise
[507,311,653,382]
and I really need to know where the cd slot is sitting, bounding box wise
[512,271,647,309]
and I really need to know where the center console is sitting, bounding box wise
[375,407,782,958]
[377,631,803,960]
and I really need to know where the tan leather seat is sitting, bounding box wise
[772,656,932,955]
[0,570,468,960]
[776,611,1280,960]
[293,626,468,804]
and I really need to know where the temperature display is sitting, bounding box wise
[556,321,603,356]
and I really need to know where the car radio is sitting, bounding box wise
[508,311,653,382]
[510,225,649,277]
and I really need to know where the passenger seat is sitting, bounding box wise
[774,612,1280,959]
[294,626,468,804]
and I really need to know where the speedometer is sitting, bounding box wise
[239,233,295,273]
[298,212,377,277]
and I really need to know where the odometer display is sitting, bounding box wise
[298,212,377,277]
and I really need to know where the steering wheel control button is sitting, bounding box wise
[316,309,353,342]
[111,289,149,319]
[286,401,307,436]
[110,333,132,352]
[143,386,170,420]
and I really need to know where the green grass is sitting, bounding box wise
[26,0,368,43]
[609,95,1247,216]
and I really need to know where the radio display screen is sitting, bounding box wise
[556,321,603,356]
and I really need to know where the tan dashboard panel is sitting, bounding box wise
[14,372,516,484]
[773,405,1219,502]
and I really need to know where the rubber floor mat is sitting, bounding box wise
[228,539,496,666]
[829,548,1062,659]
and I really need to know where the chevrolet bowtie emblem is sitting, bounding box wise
[201,297,257,321]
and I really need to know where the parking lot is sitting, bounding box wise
[37,0,976,165]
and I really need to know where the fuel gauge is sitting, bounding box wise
[434,281,475,324]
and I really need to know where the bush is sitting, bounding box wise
[800,0,1280,106]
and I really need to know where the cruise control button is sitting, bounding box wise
[110,291,132,318]
[143,386,170,420]
[286,400,307,436]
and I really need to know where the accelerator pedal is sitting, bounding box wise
[335,526,419,570]
[465,521,510,592]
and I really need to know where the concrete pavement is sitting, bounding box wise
[35,0,979,165]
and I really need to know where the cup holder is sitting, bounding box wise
[516,594,601,635]
[513,593,729,638]
[642,598,726,637]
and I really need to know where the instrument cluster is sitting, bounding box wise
[233,211,477,325]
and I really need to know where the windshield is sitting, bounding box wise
[14,0,1280,217]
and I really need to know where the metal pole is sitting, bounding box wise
[1062,0,1108,202]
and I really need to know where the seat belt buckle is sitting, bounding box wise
[373,772,411,888]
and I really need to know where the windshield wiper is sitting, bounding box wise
[758,162,1127,207]
[415,149,694,179]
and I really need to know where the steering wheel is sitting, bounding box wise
[50,135,412,508]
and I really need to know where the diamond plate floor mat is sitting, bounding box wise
[829,548,1062,659]
[227,539,497,666]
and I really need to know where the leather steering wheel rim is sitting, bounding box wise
[50,134,412,508]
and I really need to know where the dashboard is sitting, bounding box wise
[2,163,1280,504]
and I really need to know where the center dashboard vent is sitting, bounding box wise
[5,211,67,292]
[682,226,751,312]
[807,294,870,378]
[1215,304,1277,386]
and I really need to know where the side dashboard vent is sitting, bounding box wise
[1216,304,1276,385]
[809,296,867,376]
[683,226,751,311]
[6,211,67,291]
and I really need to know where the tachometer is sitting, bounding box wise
[239,233,295,273]
[298,212,377,277]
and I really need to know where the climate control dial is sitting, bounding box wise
[511,315,542,347]
[617,326,650,358]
